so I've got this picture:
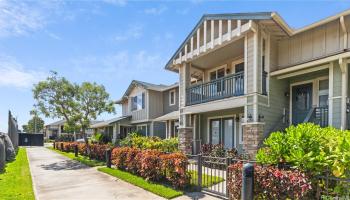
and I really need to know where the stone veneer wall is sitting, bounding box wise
[242,123,264,157]
[178,127,193,154]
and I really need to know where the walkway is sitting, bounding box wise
[27,147,219,200]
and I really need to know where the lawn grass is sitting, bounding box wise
[189,170,224,188]
[98,167,184,199]
[47,147,105,167]
[0,148,35,200]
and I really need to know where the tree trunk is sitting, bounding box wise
[82,127,90,157]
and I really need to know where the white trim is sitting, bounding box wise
[329,62,334,126]
[270,51,350,76]
[232,58,244,73]
[169,89,176,106]
[238,113,244,145]
[277,64,329,79]
[207,114,236,148]
[244,36,248,94]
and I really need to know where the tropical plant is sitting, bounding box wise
[256,123,350,178]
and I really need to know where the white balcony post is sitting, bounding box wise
[237,20,241,36]
[211,20,214,49]
[219,20,222,45]
[197,29,200,55]
[227,20,232,40]
[204,20,207,51]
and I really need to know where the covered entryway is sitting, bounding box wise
[291,83,313,125]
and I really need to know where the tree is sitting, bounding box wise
[22,109,45,133]
[33,72,115,149]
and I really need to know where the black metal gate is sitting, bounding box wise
[187,154,231,197]
[18,133,44,146]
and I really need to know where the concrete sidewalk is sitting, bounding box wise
[27,147,219,200]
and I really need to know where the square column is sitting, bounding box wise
[242,122,264,157]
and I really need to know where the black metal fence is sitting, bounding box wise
[316,175,350,199]
[186,154,255,198]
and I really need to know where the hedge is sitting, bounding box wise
[111,147,189,188]
[54,142,111,161]
[227,162,312,199]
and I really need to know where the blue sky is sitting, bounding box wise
[0,0,349,132]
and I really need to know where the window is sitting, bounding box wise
[131,92,145,111]
[319,79,329,107]
[169,90,176,106]
[210,67,226,81]
[137,124,147,136]
[261,38,267,95]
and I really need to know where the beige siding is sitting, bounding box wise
[121,102,130,116]
[277,20,345,69]
[148,90,164,119]
[269,36,278,72]
[246,32,255,93]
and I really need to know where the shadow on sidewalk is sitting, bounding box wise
[40,160,88,171]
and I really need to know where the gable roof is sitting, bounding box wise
[164,12,291,71]
[115,80,178,104]
[164,9,350,71]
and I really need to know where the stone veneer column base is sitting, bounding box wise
[242,123,264,158]
[178,127,193,155]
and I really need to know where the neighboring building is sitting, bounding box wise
[44,120,100,140]
[94,80,179,143]
[165,10,350,155]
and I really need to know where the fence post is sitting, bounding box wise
[74,144,78,157]
[226,157,232,197]
[197,154,202,191]
[60,143,63,151]
[106,149,112,168]
[242,163,254,200]
[53,141,55,149]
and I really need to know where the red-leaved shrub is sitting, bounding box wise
[111,147,130,170]
[161,153,189,188]
[227,162,312,199]
[139,150,163,181]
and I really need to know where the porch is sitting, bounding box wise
[189,108,245,155]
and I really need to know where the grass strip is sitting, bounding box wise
[47,147,105,167]
[0,148,35,200]
[189,170,225,188]
[98,167,184,199]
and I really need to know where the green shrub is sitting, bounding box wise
[120,133,179,153]
[256,123,350,178]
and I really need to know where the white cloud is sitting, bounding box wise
[112,24,143,42]
[0,55,47,89]
[144,5,167,15]
[0,0,64,38]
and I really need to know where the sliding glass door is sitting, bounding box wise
[210,117,235,149]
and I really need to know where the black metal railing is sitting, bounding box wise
[262,71,267,95]
[316,174,350,199]
[304,107,329,127]
[186,72,244,106]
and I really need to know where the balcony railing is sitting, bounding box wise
[186,72,244,106]
[304,106,329,127]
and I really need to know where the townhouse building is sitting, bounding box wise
[165,10,350,155]
[92,80,179,142]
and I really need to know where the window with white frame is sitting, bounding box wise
[131,92,145,111]
[169,90,176,106]
[137,124,147,136]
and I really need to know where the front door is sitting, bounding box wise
[210,119,221,145]
[223,118,234,149]
[210,118,235,149]
[292,83,313,125]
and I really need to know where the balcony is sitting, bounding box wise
[186,72,244,106]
